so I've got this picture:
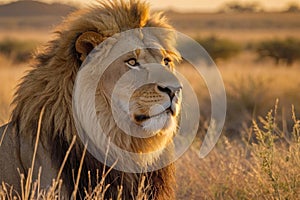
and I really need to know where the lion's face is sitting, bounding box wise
[74,29,182,158]
[98,48,182,153]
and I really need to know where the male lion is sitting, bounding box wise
[0,0,182,199]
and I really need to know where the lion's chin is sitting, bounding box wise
[140,111,177,136]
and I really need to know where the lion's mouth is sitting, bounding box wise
[131,89,181,125]
[134,107,174,123]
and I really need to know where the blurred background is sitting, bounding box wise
[0,0,300,199]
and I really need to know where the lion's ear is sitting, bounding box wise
[75,31,103,61]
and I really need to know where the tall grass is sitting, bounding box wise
[0,108,149,200]
[176,104,300,199]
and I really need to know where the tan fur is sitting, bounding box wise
[0,1,180,199]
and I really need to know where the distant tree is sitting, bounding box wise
[196,36,241,62]
[220,1,263,13]
[0,38,38,63]
[284,3,300,12]
[256,38,300,66]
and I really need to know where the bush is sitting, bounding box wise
[220,1,263,13]
[250,105,300,199]
[0,38,38,63]
[196,36,242,62]
[284,3,300,13]
[256,38,300,66]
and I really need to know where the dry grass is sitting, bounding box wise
[176,105,300,199]
[0,57,29,124]
[0,30,51,42]
[0,107,150,200]
[2,103,298,200]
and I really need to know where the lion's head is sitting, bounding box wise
[73,28,182,168]
[2,0,181,198]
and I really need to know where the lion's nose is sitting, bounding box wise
[156,85,182,100]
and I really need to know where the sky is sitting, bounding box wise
[1,0,299,12]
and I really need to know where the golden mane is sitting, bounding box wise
[12,0,172,143]
[7,0,176,199]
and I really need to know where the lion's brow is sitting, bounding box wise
[134,49,141,58]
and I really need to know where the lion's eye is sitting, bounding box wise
[126,58,140,68]
[164,57,171,66]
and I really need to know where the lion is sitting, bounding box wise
[0,0,182,199]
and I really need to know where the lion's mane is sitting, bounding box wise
[8,0,176,199]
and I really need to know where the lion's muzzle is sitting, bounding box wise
[130,82,182,131]
[156,85,182,116]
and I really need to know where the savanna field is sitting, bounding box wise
[1,2,300,199]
